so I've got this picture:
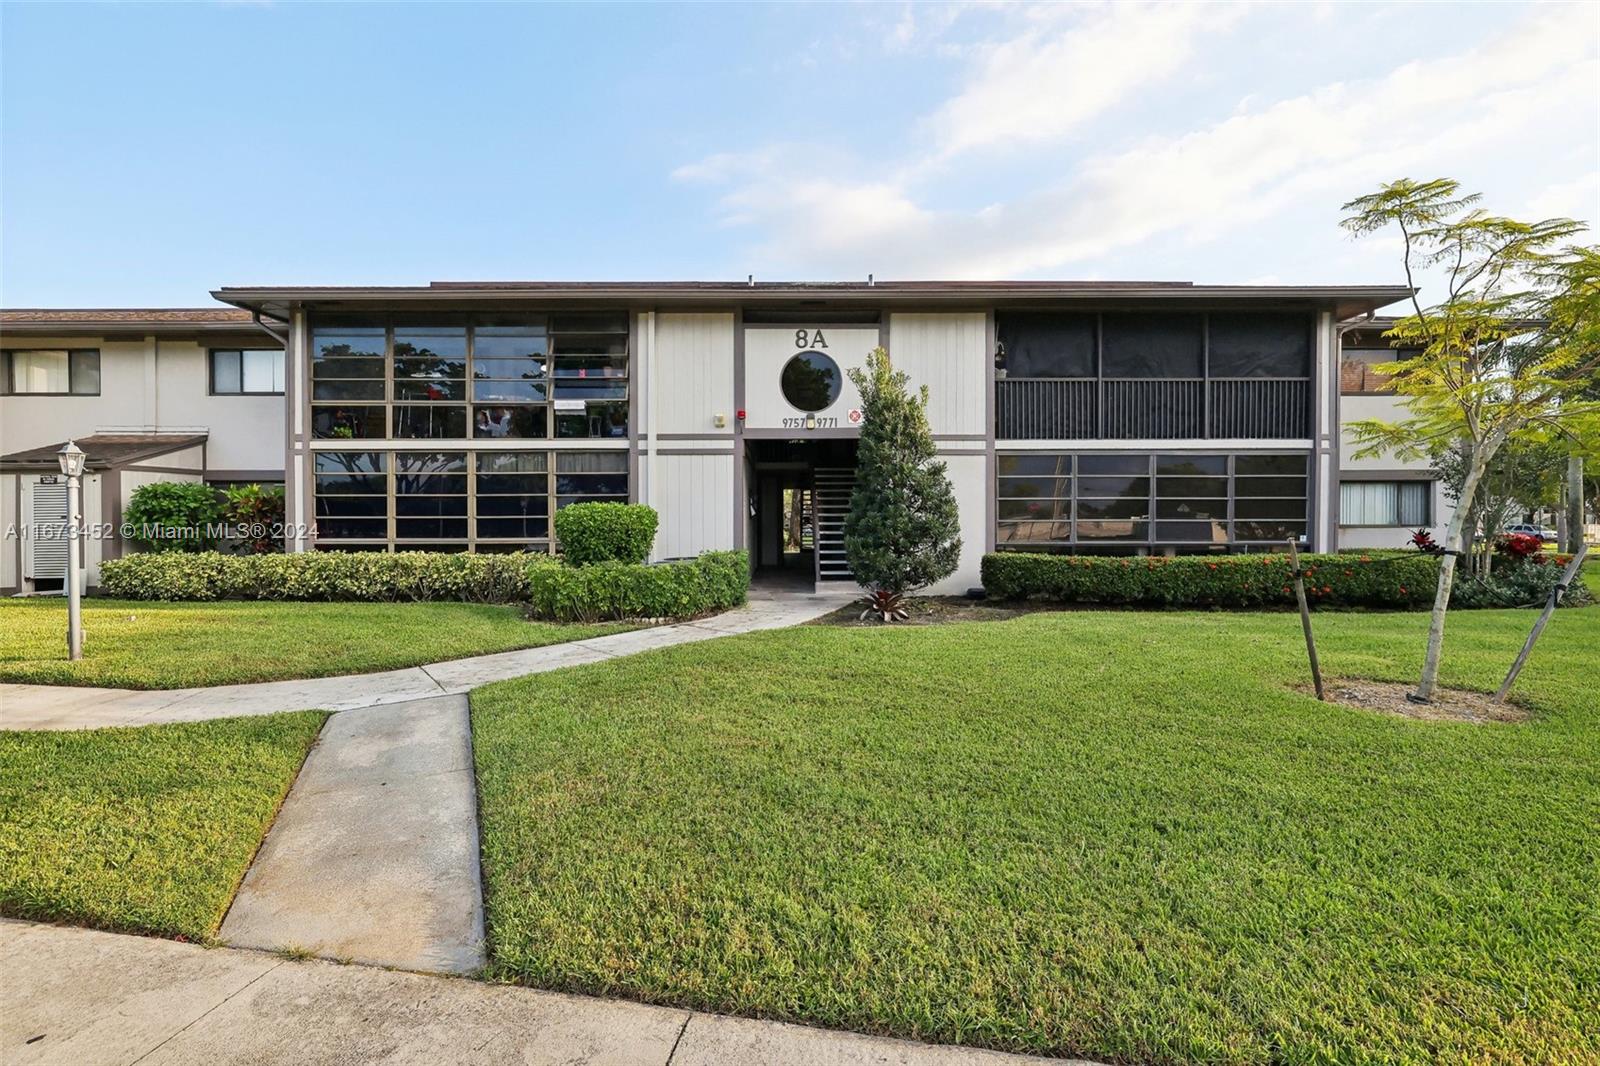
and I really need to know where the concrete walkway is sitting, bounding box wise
[0,589,855,731]
[2,921,1087,1066]
[219,694,485,974]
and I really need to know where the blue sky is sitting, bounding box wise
[3,1,1597,307]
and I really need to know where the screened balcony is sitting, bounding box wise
[995,312,1313,440]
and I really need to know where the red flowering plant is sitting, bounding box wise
[1495,532,1544,561]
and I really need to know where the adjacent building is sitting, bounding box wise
[4,280,1435,595]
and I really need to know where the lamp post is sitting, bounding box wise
[57,440,86,661]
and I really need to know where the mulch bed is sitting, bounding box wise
[1300,678,1530,723]
[810,596,1034,627]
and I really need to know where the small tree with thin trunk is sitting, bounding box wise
[844,347,962,620]
[1341,178,1600,701]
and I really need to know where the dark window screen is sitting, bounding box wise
[1208,313,1310,377]
[1101,314,1202,378]
[997,313,1096,378]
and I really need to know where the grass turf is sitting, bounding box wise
[0,599,630,688]
[473,603,1600,1065]
[0,712,324,939]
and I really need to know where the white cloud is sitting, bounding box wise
[675,5,1600,280]
[926,2,1245,159]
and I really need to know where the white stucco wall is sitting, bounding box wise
[927,449,987,594]
[1338,392,1450,548]
[1,335,285,474]
[2,473,17,591]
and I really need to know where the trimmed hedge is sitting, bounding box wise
[99,550,542,603]
[527,551,750,622]
[981,551,1440,609]
[554,503,658,566]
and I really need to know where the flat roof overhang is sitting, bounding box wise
[212,281,1415,322]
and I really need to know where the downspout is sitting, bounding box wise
[252,310,290,346]
[644,311,658,556]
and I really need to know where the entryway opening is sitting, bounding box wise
[747,438,857,589]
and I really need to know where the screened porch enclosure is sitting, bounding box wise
[995,312,1314,440]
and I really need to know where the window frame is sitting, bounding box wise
[1338,479,1433,528]
[4,348,101,396]
[995,450,1311,551]
[209,347,286,396]
[309,446,630,552]
[308,315,631,443]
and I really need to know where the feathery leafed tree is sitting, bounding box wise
[844,348,962,621]
[1341,178,1600,701]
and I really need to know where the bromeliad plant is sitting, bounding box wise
[843,348,961,621]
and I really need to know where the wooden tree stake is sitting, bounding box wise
[1287,541,1325,700]
[1494,544,1589,703]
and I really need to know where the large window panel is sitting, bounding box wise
[7,349,100,395]
[394,405,468,439]
[1207,313,1311,377]
[312,329,385,398]
[554,450,628,507]
[1340,480,1430,526]
[314,451,388,539]
[1101,314,1203,378]
[313,405,385,439]
[212,349,284,395]
[551,321,629,439]
[995,450,1309,550]
[475,452,550,543]
[393,451,467,540]
[997,313,1096,378]
[997,520,1071,544]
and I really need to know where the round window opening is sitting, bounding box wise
[781,350,842,412]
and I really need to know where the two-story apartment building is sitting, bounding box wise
[4,280,1431,596]
[1,309,285,591]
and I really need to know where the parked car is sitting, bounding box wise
[1504,523,1558,542]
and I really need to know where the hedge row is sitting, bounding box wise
[98,550,540,603]
[527,551,750,622]
[981,551,1441,609]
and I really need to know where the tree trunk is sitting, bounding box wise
[1416,453,1490,702]
[1567,455,1585,555]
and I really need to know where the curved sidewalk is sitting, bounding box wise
[0,589,855,731]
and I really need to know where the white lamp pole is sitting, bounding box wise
[58,441,86,661]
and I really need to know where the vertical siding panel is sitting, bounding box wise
[888,313,986,436]
[655,313,735,436]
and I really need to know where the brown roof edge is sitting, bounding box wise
[0,432,209,473]
[0,307,280,339]
[2,308,255,323]
[211,281,1414,319]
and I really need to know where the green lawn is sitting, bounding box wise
[473,604,1599,1065]
[0,599,630,688]
[0,712,324,939]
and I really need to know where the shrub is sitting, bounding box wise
[222,484,286,555]
[1449,555,1593,609]
[981,551,1440,610]
[554,503,659,566]
[526,551,749,622]
[99,550,545,603]
[121,481,225,553]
